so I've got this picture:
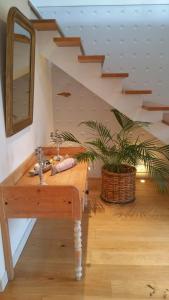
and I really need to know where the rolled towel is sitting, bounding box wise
[51,158,77,175]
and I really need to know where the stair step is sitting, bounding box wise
[123,89,152,95]
[54,37,81,46]
[78,55,105,63]
[53,37,85,55]
[31,19,57,30]
[142,102,169,111]
[162,113,169,125]
[31,19,64,36]
[102,73,129,78]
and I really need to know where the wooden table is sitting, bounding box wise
[0,147,88,282]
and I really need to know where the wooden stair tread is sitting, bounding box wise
[53,37,81,46]
[142,102,169,111]
[102,73,129,78]
[53,37,85,55]
[123,89,152,95]
[31,19,57,30]
[78,55,105,63]
[31,19,64,36]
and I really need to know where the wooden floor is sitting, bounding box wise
[1,179,169,299]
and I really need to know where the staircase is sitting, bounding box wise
[32,19,169,144]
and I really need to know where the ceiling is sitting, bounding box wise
[31,0,169,6]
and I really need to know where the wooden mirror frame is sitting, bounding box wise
[5,7,35,137]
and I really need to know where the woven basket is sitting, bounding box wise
[101,165,136,204]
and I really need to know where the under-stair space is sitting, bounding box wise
[31,16,169,144]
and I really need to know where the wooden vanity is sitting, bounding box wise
[0,147,88,282]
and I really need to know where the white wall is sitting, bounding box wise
[52,65,121,177]
[0,1,35,20]
[0,0,54,291]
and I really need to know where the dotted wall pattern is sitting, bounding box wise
[39,5,169,105]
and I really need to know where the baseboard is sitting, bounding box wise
[0,271,8,292]
[13,219,36,267]
[0,218,36,292]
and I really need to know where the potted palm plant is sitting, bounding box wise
[61,109,169,204]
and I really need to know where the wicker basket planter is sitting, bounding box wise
[101,165,136,204]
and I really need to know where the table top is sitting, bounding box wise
[16,147,88,199]
[17,160,88,198]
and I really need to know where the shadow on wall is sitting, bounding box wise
[0,19,6,116]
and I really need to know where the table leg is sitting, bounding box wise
[74,220,82,280]
[0,198,14,280]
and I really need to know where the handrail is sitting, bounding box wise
[28,0,42,19]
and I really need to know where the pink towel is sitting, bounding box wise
[51,158,77,175]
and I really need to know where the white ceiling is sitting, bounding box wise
[31,0,169,6]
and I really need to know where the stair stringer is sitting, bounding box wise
[37,31,169,144]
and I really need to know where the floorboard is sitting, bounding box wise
[1,178,169,299]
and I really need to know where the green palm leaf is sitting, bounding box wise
[80,121,112,144]
[61,132,80,144]
[86,139,110,155]
[74,150,97,163]
[111,108,150,131]
[155,145,169,160]
[144,158,169,192]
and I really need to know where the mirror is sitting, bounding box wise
[5,7,35,136]
[13,23,31,125]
